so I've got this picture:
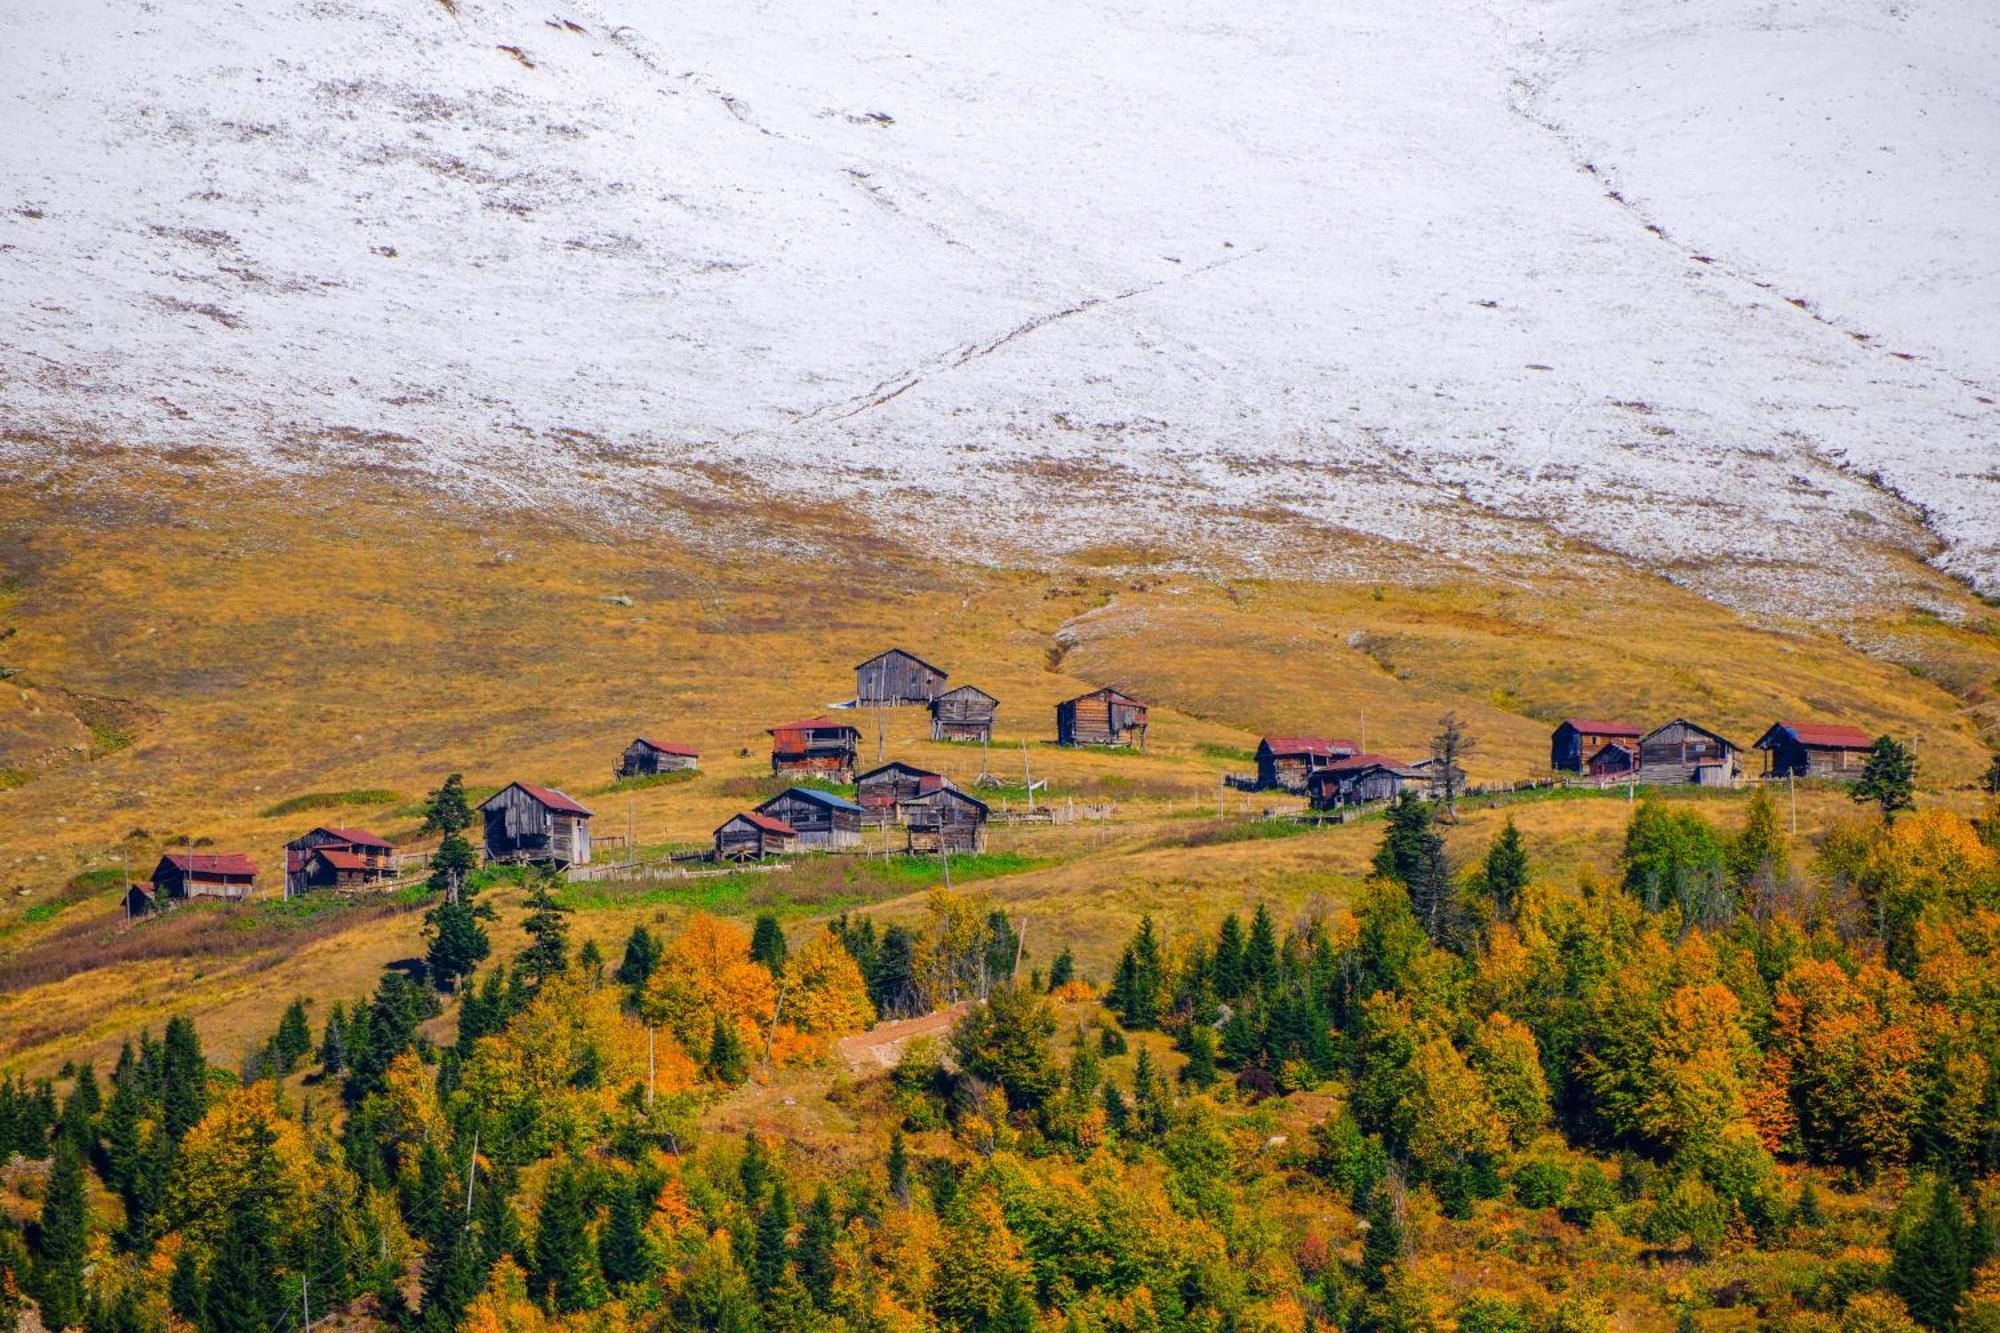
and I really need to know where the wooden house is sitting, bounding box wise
[714,812,797,861]
[768,716,862,781]
[856,762,948,827]
[1585,741,1638,781]
[1306,755,1424,809]
[1551,719,1643,773]
[901,787,990,854]
[151,852,257,903]
[857,649,949,706]
[284,826,396,896]
[1057,687,1149,749]
[755,788,864,849]
[1754,722,1874,780]
[616,737,700,780]
[1637,719,1740,785]
[930,685,999,742]
[124,884,158,918]
[479,782,594,867]
[1408,757,1467,794]
[1254,736,1358,792]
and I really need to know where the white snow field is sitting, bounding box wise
[2,0,1996,610]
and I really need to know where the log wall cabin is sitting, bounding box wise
[1056,687,1149,749]
[714,812,797,861]
[930,685,998,742]
[480,782,594,867]
[1308,757,1425,809]
[284,825,396,896]
[1585,741,1638,781]
[902,787,989,854]
[856,649,949,705]
[855,762,946,827]
[769,716,862,781]
[755,788,864,849]
[1255,736,1358,792]
[1551,719,1643,773]
[1753,722,1874,779]
[1636,719,1740,785]
[616,737,700,779]
[151,852,257,903]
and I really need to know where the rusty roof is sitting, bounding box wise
[636,737,701,757]
[1260,735,1358,757]
[1761,721,1874,751]
[1561,719,1643,737]
[768,716,859,734]
[159,852,257,878]
[482,782,594,817]
[725,812,796,836]
[316,825,392,849]
[310,848,376,871]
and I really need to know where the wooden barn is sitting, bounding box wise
[284,826,396,896]
[479,782,594,867]
[930,685,999,742]
[1585,741,1639,781]
[901,787,990,854]
[1057,687,1149,749]
[1637,719,1740,785]
[151,852,257,903]
[1255,736,1358,792]
[616,737,700,779]
[124,884,158,918]
[1307,755,1424,809]
[755,788,864,849]
[856,762,947,826]
[1754,722,1874,780]
[769,716,862,781]
[714,812,797,861]
[1551,719,1643,773]
[857,649,949,706]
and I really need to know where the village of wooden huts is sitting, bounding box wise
[284,825,398,897]
[755,787,864,850]
[615,736,700,780]
[1253,735,1358,792]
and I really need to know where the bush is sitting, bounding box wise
[1513,1156,1570,1210]
[1561,1161,1619,1228]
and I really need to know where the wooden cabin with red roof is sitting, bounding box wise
[151,852,257,903]
[1585,741,1639,781]
[616,737,700,780]
[856,762,948,827]
[714,812,796,861]
[1255,736,1358,792]
[284,826,397,896]
[1551,719,1642,773]
[1754,722,1875,780]
[479,782,594,867]
[1057,687,1148,749]
[769,716,861,781]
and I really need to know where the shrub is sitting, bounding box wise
[1513,1156,1570,1210]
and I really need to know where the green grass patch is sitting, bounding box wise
[260,788,404,819]
[23,901,68,924]
[855,850,1039,888]
[558,850,1041,917]
[0,767,28,791]
[88,722,134,755]
[67,867,126,894]
[588,769,700,797]
[1196,742,1256,764]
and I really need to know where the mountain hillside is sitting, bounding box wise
[4,0,1997,615]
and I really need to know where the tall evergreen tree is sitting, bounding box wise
[615,925,661,989]
[517,867,573,986]
[204,1119,283,1333]
[1212,913,1247,1000]
[868,925,919,1017]
[1246,903,1280,992]
[598,1179,651,1290]
[420,1222,483,1333]
[740,1132,771,1202]
[1890,1176,1970,1331]
[33,1134,88,1329]
[886,1129,910,1207]
[753,1180,792,1300]
[531,1164,602,1314]
[1111,917,1165,1029]
[1373,792,1434,886]
[797,1185,837,1307]
[706,1015,749,1085]
[159,1015,207,1141]
[1855,736,1919,825]
[423,773,479,902]
[1046,945,1076,992]
[424,898,491,992]
[750,914,788,976]
[1482,818,1528,922]
[1361,1174,1405,1291]
[318,1003,348,1075]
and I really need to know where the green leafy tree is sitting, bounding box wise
[1855,736,1919,825]
[1730,783,1790,896]
[33,1135,88,1329]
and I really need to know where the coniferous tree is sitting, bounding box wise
[753,1180,792,1300]
[159,1016,207,1141]
[739,1132,771,1202]
[99,1046,144,1206]
[33,1134,88,1329]
[424,899,491,993]
[475,1167,524,1271]
[1181,1025,1219,1089]
[422,772,478,902]
[1111,917,1165,1029]
[204,1119,282,1333]
[577,937,605,988]
[886,1129,910,1207]
[518,867,573,986]
[1213,913,1248,1000]
[1246,903,1280,993]
[272,998,312,1074]
[750,914,788,976]
[167,1244,205,1329]
[1101,1079,1129,1136]
[615,925,661,989]
[1046,945,1075,992]
[598,1179,651,1290]
[995,1277,1037,1333]
[984,911,1022,985]
[706,1015,749,1086]
[1361,1173,1405,1291]
[868,924,919,1017]
[531,1164,602,1314]
[1373,792,1434,885]
[1482,818,1528,922]
[1855,736,1919,825]
[797,1185,837,1307]
[420,1222,483,1333]
[1428,711,1474,822]
[1890,1176,1971,1331]
[318,1003,348,1075]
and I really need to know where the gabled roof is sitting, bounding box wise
[1559,718,1644,737]
[158,852,257,878]
[768,715,860,735]
[481,782,593,817]
[316,825,392,849]
[933,683,998,704]
[1756,721,1874,751]
[310,848,375,871]
[901,786,990,814]
[1259,736,1357,758]
[1586,741,1637,765]
[758,787,864,814]
[722,811,797,837]
[1641,718,1740,751]
[1060,686,1146,707]
[856,761,940,784]
[857,647,948,676]
[635,737,701,758]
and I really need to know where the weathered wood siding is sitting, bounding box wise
[930,686,997,741]
[858,651,948,705]
[903,789,989,854]
[856,765,940,826]
[715,816,793,860]
[1760,737,1867,780]
[482,785,593,866]
[618,741,699,778]
[757,791,863,848]
[1057,689,1148,748]
[1637,720,1737,784]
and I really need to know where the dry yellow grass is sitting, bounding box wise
[0,458,1993,1073]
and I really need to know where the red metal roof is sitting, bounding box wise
[1774,721,1874,750]
[1321,752,1405,772]
[318,826,391,849]
[311,848,375,871]
[729,812,796,836]
[768,716,857,734]
[160,852,257,878]
[1261,736,1358,758]
[637,738,701,757]
[1562,719,1643,737]
[512,783,593,816]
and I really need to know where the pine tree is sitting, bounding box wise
[1361,1174,1405,1291]
[99,1046,144,1205]
[868,924,918,1017]
[159,1015,207,1141]
[1372,792,1433,885]
[995,1276,1037,1333]
[1428,712,1474,822]
[475,1166,524,1270]
[1181,1025,1219,1089]
[1407,826,1456,948]
[33,1135,88,1329]
[578,937,605,988]
[319,1003,348,1074]
[1246,903,1280,993]
[424,898,491,992]
[598,1179,651,1290]
[1890,1175,1970,1331]
[740,1132,771,1202]
[797,1185,837,1307]
[886,1129,910,1207]
[750,914,788,976]
[273,997,313,1074]
[1112,917,1165,1029]
[1047,945,1075,992]
[518,867,572,986]
[167,1243,205,1329]
[706,1015,749,1086]
[616,924,661,988]
[1213,913,1248,1000]
[423,773,479,901]
[204,1119,282,1333]
[753,1180,792,1299]
[420,1222,483,1333]
[1101,1079,1129,1135]
[1855,736,1919,825]
[1482,818,1528,921]
[531,1164,602,1313]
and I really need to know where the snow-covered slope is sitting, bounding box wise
[3,0,1996,609]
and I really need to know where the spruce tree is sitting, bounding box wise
[740,1131,771,1202]
[33,1134,88,1329]
[1181,1025,1219,1089]
[475,1166,524,1270]
[159,1015,207,1141]
[706,1015,749,1085]
[598,1180,651,1290]
[1482,818,1528,922]
[753,1180,792,1300]
[615,925,661,989]
[750,914,788,975]
[518,867,573,986]
[1246,903,1279,992]
[578,937,605,988]
[886,1129,910,1207]
[1361,1176,1405,1291]
[531,1164,602,1313]
[204,1120,282,1333]
[1890,1175,1970,1331]
[1213,913,1247,1000]
[1047,945,1076,992]
[167,1244,205,1328]
[272,998,313,1074]
[797,1186,837,1307]
[1855,736,1919,826]
[424,899,491,992]
[319,1003,348,1075]
[420,1222,483,1333]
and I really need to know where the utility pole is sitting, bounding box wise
[1789,771,1797,836]
[465,1128,479,1219]
[647,1026,656,1111]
